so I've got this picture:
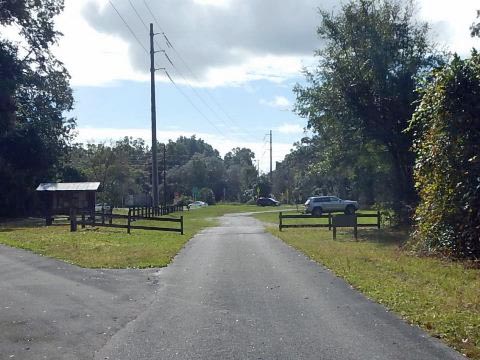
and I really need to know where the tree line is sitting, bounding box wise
[272,0,480,258]
[66,136,261,206]
[1,0,479,259]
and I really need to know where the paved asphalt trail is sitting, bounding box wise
[0,214,464,360]
[95,214,462,360]
[0,246,158,360]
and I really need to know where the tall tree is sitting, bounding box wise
[408,51,480,259]
[0,0,75,215]
[224,148,258,200]
[294,0,443,217]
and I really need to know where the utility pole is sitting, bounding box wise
[150,23,159,207]
[163,143,167,207]
[269,130,273,183]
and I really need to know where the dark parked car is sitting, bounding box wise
[256,197,280,206]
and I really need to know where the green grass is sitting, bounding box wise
[0,204,288,269]
[253,211,480,359]
[7,206,476,356]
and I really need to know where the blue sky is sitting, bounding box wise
[72,77,308,171]
[73,78,305,143]
[48,0,480,172]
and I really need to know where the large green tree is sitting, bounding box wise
[408,51,480,259]
[223,148,258,201]
[0,0,75,215]
[68,139,146,206]
[65,136,259,205]
[273,134,393,205]
[294,0,443,217]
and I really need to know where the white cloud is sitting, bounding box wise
[35,0,478,88]
[418,0,480,56]
[53,0,147,86]
[193,0,231,7]
[75,126,293,172]
[47,0,326,87]
[260,96,292,110]
[277,123,304,134]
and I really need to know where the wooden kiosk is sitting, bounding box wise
[36,182,100,225]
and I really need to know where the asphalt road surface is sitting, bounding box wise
[1,214,464,360]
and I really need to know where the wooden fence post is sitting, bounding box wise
[333,226,337,240]
[328,213,332,231]
[181,216,184,235]
[81,213,85,229]
[279,212,283,231]
[377,210,381,229]
[70,208,77,232]
[101,208,105,225]
[127,208,131,234]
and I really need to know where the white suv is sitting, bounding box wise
[304,196,358,216]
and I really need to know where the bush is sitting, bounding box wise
[199,187,216,205]
[175,195,193,207]
[408,51,480,259]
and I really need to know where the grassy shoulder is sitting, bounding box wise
[0,204,288,269]
[253,211,480,359]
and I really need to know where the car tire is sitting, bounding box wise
[345,205,356,215]
[312,207,322,217]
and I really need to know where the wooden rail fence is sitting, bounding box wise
[70,208,184,235]
[128,204,183,219]
[278,211,381,232]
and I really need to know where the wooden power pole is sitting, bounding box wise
[150,23,159,207]
[269,130,273,183]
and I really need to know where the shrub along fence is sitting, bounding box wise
[70,207,184,235]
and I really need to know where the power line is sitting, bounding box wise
[128,1,239,143]
[164,70,229,138]
[142,0,259,142]
[109,0,148,54]
[128,0,149,31]
[165,63,253,143]
[143,0,166,33]
[129,0,170,66]
[111,1,262,151]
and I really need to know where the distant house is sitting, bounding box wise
[36,182,100,225]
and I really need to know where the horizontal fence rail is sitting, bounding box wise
[70,208,184,235]
[279,213,332,231]
[128,205,183,220]
[278,211,380,232]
